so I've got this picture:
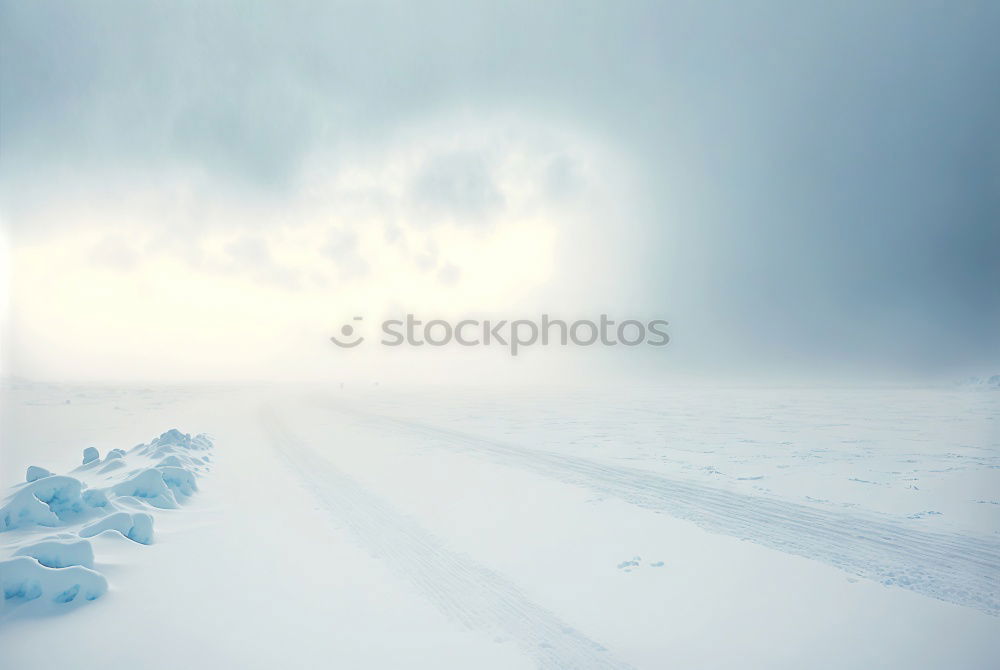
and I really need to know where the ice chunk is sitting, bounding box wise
[131,430,213,465]
[157,455,184,467]
[0,476,88,530]
[109,468,178,509]
[26,466,52,482]
[79,511,154,545]
[156,465,198,498]
[156,428,189,444]
[1,425,210,617]
[958,374,1000,388]
[140,429,213,454]
[0,556,106,604]
[15,539,95,569]
[82,488,109,508]
[190,433,213,450]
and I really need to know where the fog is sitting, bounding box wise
[2,0,998,384]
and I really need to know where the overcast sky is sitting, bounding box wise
[1,1,998,383]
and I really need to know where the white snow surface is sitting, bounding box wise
[0,380,997,669]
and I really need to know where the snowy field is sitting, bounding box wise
[1,380,997,669]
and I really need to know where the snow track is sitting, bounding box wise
[330,404,1000,616]
[261,409,635,670]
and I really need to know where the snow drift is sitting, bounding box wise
[0,429,212,615]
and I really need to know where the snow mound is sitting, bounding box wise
[82,488,110,508]
[25,466,52,482]
[158,454,184,467]
[157,452,206,472]
[135,429,212,457]
[156,465,198,498]
[0,476,94,531]
[15,539,95,568]
[0,428,212,615]
[80,512,155,545]
[110,469,180,509]
[0,556,107,604]
[958,374,1000,389]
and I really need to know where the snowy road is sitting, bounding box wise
[321,401,1000,616]
[262,409,635,670]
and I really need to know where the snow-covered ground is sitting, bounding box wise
[1,380,997,668]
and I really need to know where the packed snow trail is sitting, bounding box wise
[261,409,635,670]
[323,403,1000,616]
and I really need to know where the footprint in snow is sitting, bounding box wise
[617,557,666,571]
[617,556,641,570]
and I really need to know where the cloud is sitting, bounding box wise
[90,235,138,270]
[437,262,461,285]
[410,150,504,223]
[225,236,272,266]
[413,240,438,273]
[543,154,583,199]
[321,228,370,280]
[224,235,301,290]
[3,1,998,379]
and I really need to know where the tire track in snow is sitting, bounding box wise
[261,409,635,670]
[329,404,1000,616]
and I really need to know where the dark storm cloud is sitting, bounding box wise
[2,0,998,376]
